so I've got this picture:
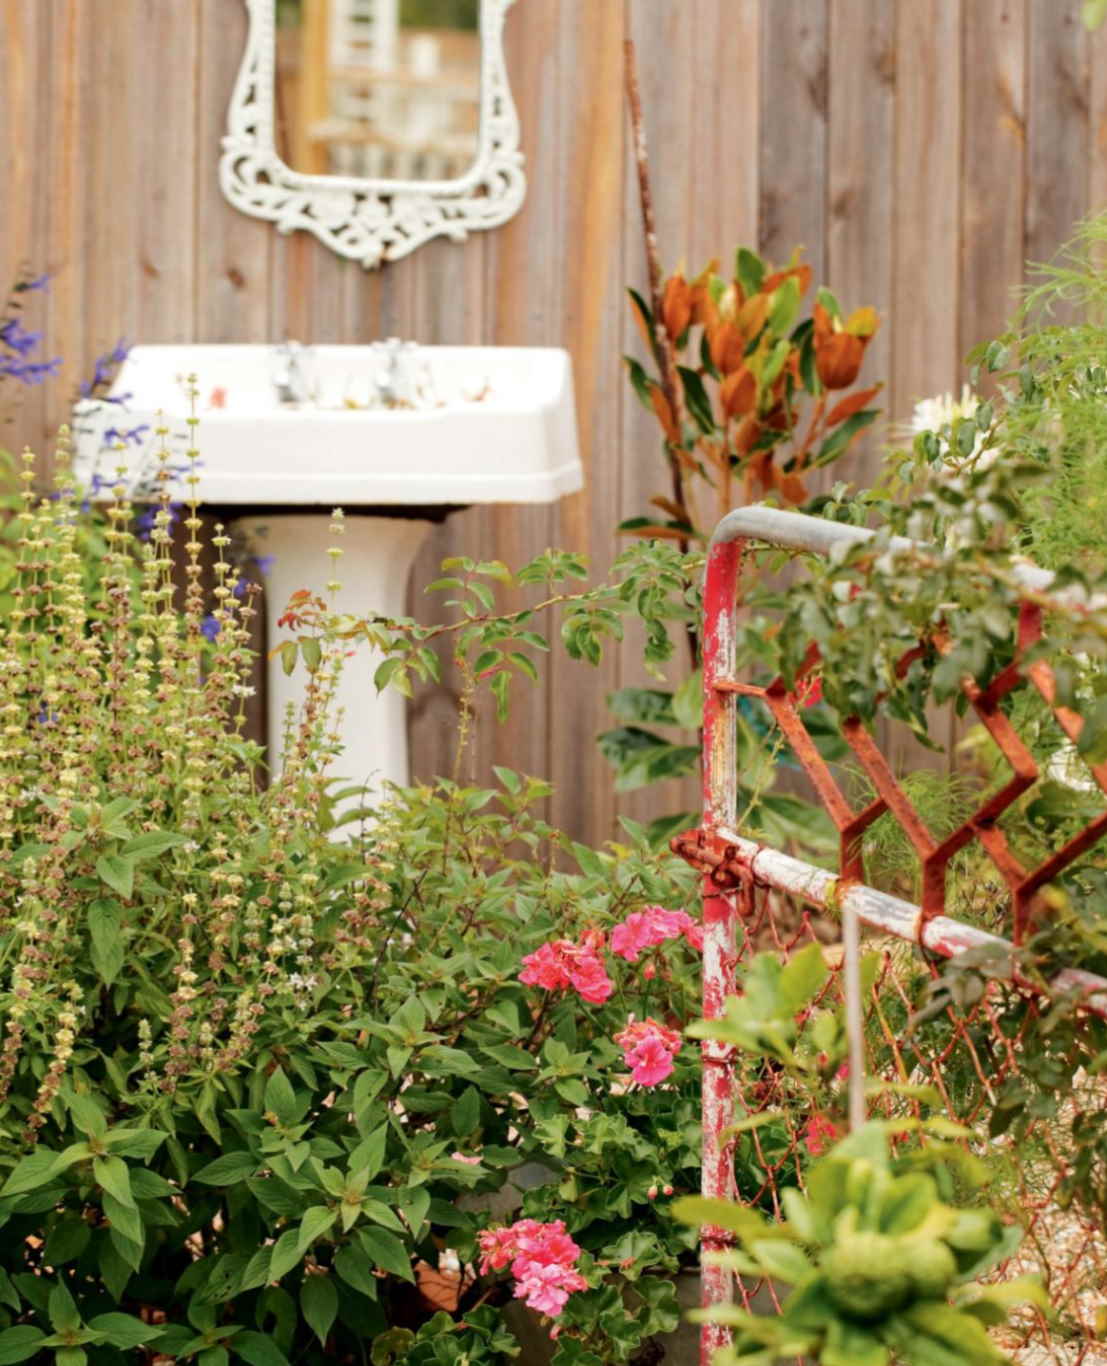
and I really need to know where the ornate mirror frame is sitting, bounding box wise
[220,0,525,268]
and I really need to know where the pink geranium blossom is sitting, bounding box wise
[615,1017,683,1086]
[610,906,703,961]
[519,934,613,1004]
[478,1219,587,1322]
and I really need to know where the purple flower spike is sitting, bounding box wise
[0,319,43,357]
[200,614,221,643]
[14,272,51,293]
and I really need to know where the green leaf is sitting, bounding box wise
[120,830,187,860]
[778,941,829,1013]
[48,1280,80,1332]
[357,1227,414,1282]
[267,1228,302,1282]
[769,276,801,334]
[95,854,134,901]
[606,688,677,726]
[66,1091,107,1138]
[93,1156,134,1209]
[678,367,716,436]
[232,1331,290,1366]
[301,1276,338,1345]
[0,1329,45,1365]
[335,1246,379,1298]
[735,247,765,298]
[87,900,124,986]
[297,1206,338,1254]
[263,1069,298,1125]
[87,1314,163,1350]
[300,637,322,672]
[671,669,703,729]
[192,1152,258,1186]
[624,356,657,412]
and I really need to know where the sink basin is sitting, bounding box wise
[70,342,583,816]
[71,343,582,505]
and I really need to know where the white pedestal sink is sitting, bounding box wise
[72,344,581,806]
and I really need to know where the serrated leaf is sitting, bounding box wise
[357,1227,414,1282]
[193,1152,257,1186]
[300,1276,338,1345]
[95,854,134,900]
[88,900,124,985]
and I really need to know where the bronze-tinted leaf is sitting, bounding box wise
[826,384,882,427]
[815,332,864,389]
[720,366,757,419]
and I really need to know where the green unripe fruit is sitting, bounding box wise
[906,1238,957,1299]
[822,1233,914,1321]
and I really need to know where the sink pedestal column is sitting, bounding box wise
[230,513,433,809]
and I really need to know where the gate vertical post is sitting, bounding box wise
[699,536,742,1365]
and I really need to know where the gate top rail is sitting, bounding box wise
[680,501,1107,1013]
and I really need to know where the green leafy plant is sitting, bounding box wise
[676,1122,1044,1366]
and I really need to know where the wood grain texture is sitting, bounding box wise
[1027,0,1088,278]
[2,0,1105,845]
[827,0,893,486]
[960,0,1026,360]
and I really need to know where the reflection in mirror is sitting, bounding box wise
[275,0,482,182]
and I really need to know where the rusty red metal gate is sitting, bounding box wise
[673,505,1107,1366]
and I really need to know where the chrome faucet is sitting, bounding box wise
[272,340,313,405]
[372,337,418,407]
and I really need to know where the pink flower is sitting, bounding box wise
[519,941,573,992]
[803,1114,839,1157]
[615,1017,682,1086]
[610,907,703,961]
[567,951,614,1004]
[519,936,613,1005]
[479,1220,587,1323]
[513,1261,588,1317]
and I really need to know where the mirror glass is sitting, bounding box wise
[274,0,482,182]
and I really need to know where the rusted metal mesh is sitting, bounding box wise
[679,517,1107,1363]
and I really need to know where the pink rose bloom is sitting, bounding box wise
[519,936,613,1004]
[625,1036,676,1085]
[615,1017,682,1086]
[566,951,614,1004]
[519,941,573,992]
[611,906,703,960]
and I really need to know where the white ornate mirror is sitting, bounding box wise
[220,0,525,267]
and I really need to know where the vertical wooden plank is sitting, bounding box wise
[960,0,1027,359]
[44,0,86,465]
[892,0,963,775]
[1091,21,1107,215]
[893,1,962,411]
[543,0,625,843]
[470,0,561,792]
[196,0,274,343]
[618,1,696,831]
[134,3,199,344]
[1,1,52,458]
[758,0,829,280]
[826,0,894,488]
[1027,0,1089,271]
[689,0,760,259]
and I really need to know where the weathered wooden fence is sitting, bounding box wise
[2,0,1106,845]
